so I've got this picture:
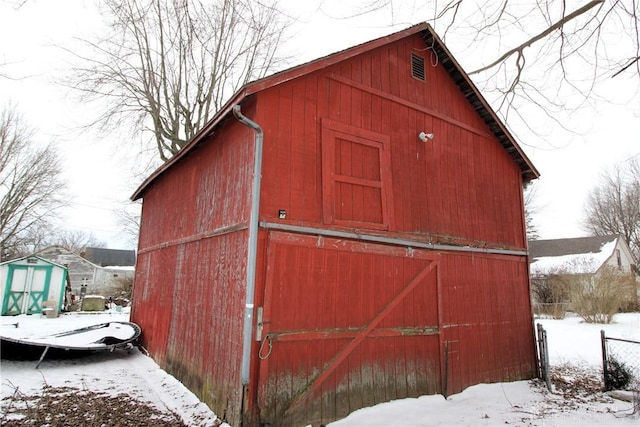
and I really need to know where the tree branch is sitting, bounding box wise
[470,0,605,75]
[612,56,640,78]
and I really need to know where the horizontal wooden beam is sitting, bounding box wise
[269,326,439,342]
[261,222,528,256]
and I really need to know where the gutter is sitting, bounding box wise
[261,222,529,256]
[232,104,264,385]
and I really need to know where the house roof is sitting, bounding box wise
[529,235,620,258]
[0,254,67,269]
[81,247,136,267]
[528,235,620,275]
[131,22,539,201]
[37,245,101,269]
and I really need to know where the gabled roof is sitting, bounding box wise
[529,235,621,258]
[37,245,101,268]
[82,247,136,267]
[528,235,621,275]
[132,22,539,201]
[0,254,67,269]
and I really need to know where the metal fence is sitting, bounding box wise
[601,330,640,392]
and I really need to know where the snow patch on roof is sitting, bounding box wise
[531,238,617,275]
[103,266,135,271]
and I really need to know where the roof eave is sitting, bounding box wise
[420,26,540,183]
[132,22,540,200]
[131,24,433,201]
[130,89,249,200]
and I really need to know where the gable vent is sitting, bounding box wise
[411,53,425,81]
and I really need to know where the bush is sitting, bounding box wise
[571,265,635,324]
[112,275,134,300]
[532,258,636,324]
[605,357,633,391]
[531,275,571,319]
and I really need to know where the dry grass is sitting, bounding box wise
[0,383,222,427]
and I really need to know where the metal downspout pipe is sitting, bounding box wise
[232,104,263,386]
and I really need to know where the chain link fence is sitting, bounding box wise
[536,324,639,417]
[601,330,640,392]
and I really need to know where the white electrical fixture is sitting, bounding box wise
[418,132,434,142]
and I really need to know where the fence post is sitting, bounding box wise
[537,323,551,391]
[600,330,608,391]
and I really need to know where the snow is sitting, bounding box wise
[2,321,138,348]
[530,238,617,275]
[537,313,640,366]
[0,310,223,426]
[329,312,639,427]
[1,311,639,426]
[328,380,633,426]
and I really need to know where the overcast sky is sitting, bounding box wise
[1,0,638,249]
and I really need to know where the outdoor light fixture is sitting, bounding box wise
[418,132,434,142]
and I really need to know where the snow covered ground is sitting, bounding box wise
[1,310,638,426]
[0,309,220,426]
[331,313,639,427]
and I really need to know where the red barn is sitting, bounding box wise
[131,23,540,427]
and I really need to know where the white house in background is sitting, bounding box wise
[528,235,639,308]
[37,246,135,297]
[529,235,638,277]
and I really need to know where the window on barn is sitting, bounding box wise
[321,119,393,230]
[411,53,425,81]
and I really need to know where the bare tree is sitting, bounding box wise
[342,1,639,143]
[115,202,141,248]
[0,106,67,261]
[524,183,541,240]
[68,0,291,162]
[45,229,107,254]
[583,157,640,259]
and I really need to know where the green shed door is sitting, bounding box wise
[2,265,52,315]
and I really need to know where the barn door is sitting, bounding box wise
[2,265,52,315]
[256,231,441,426]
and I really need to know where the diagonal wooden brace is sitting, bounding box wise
[285,260,438,413]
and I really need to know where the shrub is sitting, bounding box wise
[571,265,635,324]
[531,274,571,319]
[605,357,632,391]
[532,258,636,324]
[112,275,134,300]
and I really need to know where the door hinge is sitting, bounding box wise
[256,306,264,341]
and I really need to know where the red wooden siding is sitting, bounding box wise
[136,120,253,249]
[257,33,526,250]
[131,26,537,427]
[163,233,248,421]
[132,120,257,427]
[255,232,441,426]
[134,233,249,424]
[439,252,536,395]
[250,232,536,426]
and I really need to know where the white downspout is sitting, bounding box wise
[232,104,263,385]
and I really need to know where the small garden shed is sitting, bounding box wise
[131,23,540,426]
[0,255,67,316]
